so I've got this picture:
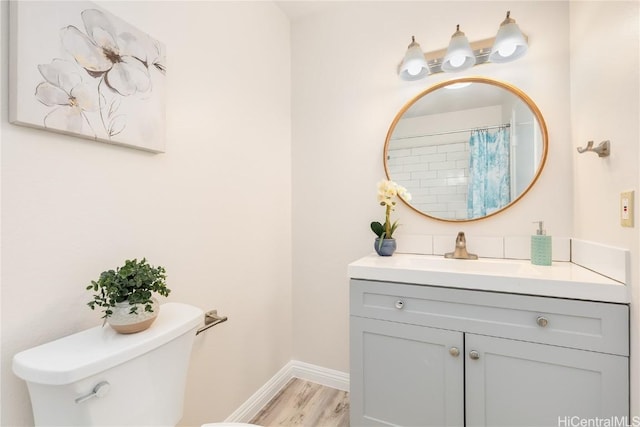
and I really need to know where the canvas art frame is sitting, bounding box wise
[9,1,166,153]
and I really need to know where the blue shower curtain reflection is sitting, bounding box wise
[467,126,511,219]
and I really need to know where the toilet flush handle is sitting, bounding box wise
[75,381,111,404]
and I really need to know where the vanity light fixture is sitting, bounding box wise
[398,11,528,81]
[489,11,528,63]
[442,25,476,73]
[399,36,430,81]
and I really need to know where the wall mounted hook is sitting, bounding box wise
[577,140,610,157]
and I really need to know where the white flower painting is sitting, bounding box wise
[9,1,166,153]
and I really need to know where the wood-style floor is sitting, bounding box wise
[250,378,350,426]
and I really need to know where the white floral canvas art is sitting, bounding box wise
[9,1,166,153]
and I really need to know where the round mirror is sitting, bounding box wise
[384,77,548,222]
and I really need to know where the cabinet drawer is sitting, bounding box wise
[350,279,629,356]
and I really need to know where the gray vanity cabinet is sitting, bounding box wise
[350,317,464,426]
[349,279,629,427]
[465,334,628,427]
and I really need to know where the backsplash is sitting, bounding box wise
[571,239,629,284]
[395,234,628,284]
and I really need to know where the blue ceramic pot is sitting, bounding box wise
[374,238,397,256]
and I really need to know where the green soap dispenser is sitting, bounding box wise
[531,221,552,266]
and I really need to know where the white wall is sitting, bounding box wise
[3,1,637,425]
[0,1,292,426]
[570,0,640,414]
[291,0,572,373]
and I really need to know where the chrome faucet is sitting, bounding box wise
[444,232,478,260]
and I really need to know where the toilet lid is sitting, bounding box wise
[13,303,203,385]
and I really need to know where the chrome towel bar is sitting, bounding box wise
[196,310,228,335]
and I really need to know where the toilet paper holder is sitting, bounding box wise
[196,310,228,335]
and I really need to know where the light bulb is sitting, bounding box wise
[449,55,465,68]
[407,62,423,76]
[498,42,517,57]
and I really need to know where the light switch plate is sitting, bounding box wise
[621,190,634,227]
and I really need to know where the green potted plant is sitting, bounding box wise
[87,258,171,334]
[370,179,411,256]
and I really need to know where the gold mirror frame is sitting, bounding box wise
[384,76,548,222]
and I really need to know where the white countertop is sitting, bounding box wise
[348,253,629,303]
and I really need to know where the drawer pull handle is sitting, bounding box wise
[449,347,460,357]
[469,350,480,360]
[394,300,404,309]
[536,316,549,327]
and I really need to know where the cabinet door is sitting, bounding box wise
[350,317,464,426]
[465,334,629,427]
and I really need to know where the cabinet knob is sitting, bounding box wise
[394,300,404,309]
[469,350,480,360]
[536,316,549,327]
[449,347,460,357]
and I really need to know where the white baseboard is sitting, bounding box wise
[224,360,350,423]
[289,360,349,392]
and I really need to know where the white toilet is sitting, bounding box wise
[13,302,257,427]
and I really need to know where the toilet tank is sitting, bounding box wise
[13,303,203,427]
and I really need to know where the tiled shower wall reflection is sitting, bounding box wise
[387,141,470,219]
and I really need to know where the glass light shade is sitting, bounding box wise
[399,37,429,81]
[489,13,528,63]
[442,27,476,73]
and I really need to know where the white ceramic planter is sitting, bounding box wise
[108,297,159,334]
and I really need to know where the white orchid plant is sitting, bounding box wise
[371,180,412,244]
